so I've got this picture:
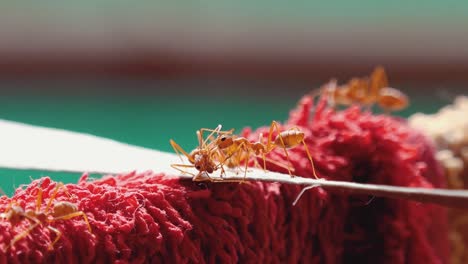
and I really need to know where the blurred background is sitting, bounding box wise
[0,1,467,194]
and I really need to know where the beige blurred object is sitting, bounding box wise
[436,150,464,189]
[409,96,468,264]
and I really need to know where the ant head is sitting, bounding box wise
[3,205,26,225]
[193,153,208,172]
[216,135,234,149]
[193,153,216,174]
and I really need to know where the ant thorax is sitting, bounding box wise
[216,135,234,149]
[275,130,305,148]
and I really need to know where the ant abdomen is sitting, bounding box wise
[378,87,409,112]
[52,202,78,218]
[275,130,305,149]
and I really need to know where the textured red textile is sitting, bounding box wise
[0,95,448,263]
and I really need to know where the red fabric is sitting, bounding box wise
[0,95,448,263]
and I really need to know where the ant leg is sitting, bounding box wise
[51,211,92,232]
[257,133,267,172]
[199,126,234,147]
[287,125,320,179]
[198,128,231,153]
[248,152,295,174]
[170,139,194,163]
[36,191,43,214]
[170,164,197,177]
[196,130,205,149]
[219,164,227,179]
[211,150,229,179]
[262,156,295,174]
[46,182,66,214]
[255,130,288,172]
[249,153,263,172]
[46,226,62,250]
[261,153,267,172]
[214,143,248,182]
[8,220,40,249]
[234,146,247,174]
[266,121,294,176]
[232,142,249,182]
[244,145,291,177]
[207,168,251,184]
[300,138,319,179]
[209,154,253,184]
[33,178,48,213]
[192,172,213,182]
[201,126,233,142]
[266,121,277,149]
[292,185,319,206]
[218,141,243,169]
[213,150,230,178]
[241,149,251,183]
[218,150,238,173]
[234,150,244,173]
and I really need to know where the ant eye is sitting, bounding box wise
[221,137,226,142]
[195,166,201,170]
